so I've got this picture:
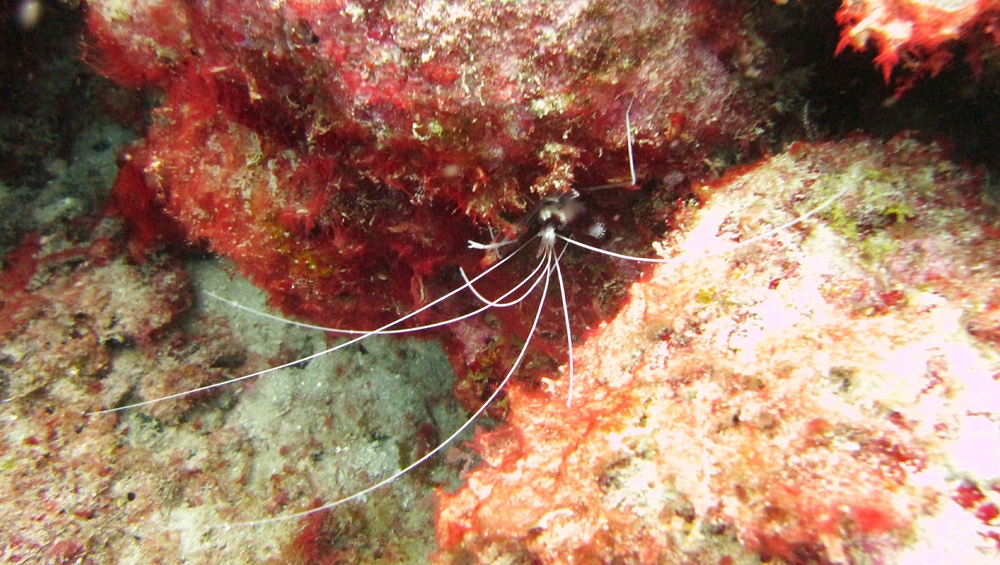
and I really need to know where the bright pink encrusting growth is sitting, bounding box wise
[81,0,780,387]
[834,0,1000,85]
[435,135,1000,564]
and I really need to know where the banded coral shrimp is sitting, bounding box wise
[81,105,848,563]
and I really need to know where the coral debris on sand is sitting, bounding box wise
[0,220,469,564]
[436,135,1000,564]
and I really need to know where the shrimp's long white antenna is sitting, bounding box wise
[458,252,548,308]
[204,251,544,361]
[205,236,542,336]
[469,238,517,251]
[86,236,539,416]
[460,234,570,308]
[625,99,636,186]
[552,245,574,407]
[558,181,851,264]
[219,245,559,529]
[578,99,636,191]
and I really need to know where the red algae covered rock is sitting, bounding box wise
[435,135,1000,564]
[82,0,779,334]
[834,0,1000,85]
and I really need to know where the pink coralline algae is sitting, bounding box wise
[834,0,1000,84]
[81,0,781,399]
[435,136,1000,564]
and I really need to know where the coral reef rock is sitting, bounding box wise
[436,135,1000,564]
[83,0,779,331]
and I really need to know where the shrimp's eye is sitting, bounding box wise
[537,190,583,230]
[537,199,560,225]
